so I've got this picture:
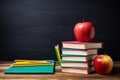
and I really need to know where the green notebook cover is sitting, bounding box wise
[4,60,55,74]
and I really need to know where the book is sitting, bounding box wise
[62,41,103,49]
[61,54,97,62]
[62,66,95,74]
[61,48,97,56]
[61,61,93,68]
[4,60,55,74]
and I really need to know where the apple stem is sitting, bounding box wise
[104,49,109,55]
[82,19,85,22]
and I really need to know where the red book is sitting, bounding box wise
[61,41,103,49]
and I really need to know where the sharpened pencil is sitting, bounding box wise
[14,59,51,64]
[55,44,61,66]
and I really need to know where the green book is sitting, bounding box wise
[4,60,55,74]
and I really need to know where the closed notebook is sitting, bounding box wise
[62,41,103,49]
[61,48,98,56]
[4,60,55,74]
[61,54,97,62]
[61,60,94,68]
[62,66,95,74]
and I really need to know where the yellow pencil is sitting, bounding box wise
[55,44,61,66]
[15,62,51,64]
[13,63,52,66]
[15,59,50,64]
[13,59,52,67]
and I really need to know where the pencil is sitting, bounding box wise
[55,44,61,66]
[14,59,51,64]
[13,63,52,67]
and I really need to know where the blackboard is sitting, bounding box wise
[0,0,119,61]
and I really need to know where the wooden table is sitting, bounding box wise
[0,61,120,80]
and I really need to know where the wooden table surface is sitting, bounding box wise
[0,61,120,80]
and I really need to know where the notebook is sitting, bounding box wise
[4,60,55,74]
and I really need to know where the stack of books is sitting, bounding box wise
[61,41,103,74]
[4,59,55,74]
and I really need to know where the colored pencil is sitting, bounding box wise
[55,44,61,66]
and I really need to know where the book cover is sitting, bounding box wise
[4,60,55,74]
[62,41,103,49]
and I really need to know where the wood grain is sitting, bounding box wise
[0,61,120,80]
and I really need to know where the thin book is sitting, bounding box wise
[61,48,98,56]
[62,66,95,74]
[61,60,94,68]
[61,54,97,62]
[62,41,103,49]
[4,60,55,74]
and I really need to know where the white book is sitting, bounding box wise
[62,66,95,74]
[62,54,97,62]
[62,48,97,56]
[62,41,103,49]
[61,61,94,68]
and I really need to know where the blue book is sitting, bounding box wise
[4,60,55,74]
[61,48,98,56]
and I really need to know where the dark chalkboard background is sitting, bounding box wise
[0,0,119,61]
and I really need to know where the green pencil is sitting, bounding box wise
[55,45,61,66]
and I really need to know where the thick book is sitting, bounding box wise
[62,41,103,49]
[61,54,97,62]
[4,60,55,74]
[61,48,98,56]
[61,61,94,68]
[62,66,95,74]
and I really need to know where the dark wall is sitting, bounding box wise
[0,0,119,61]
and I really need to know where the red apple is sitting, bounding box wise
[94,54,113,74]
[74,21,95,42]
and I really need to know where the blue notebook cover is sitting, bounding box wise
[4,60,55,74]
